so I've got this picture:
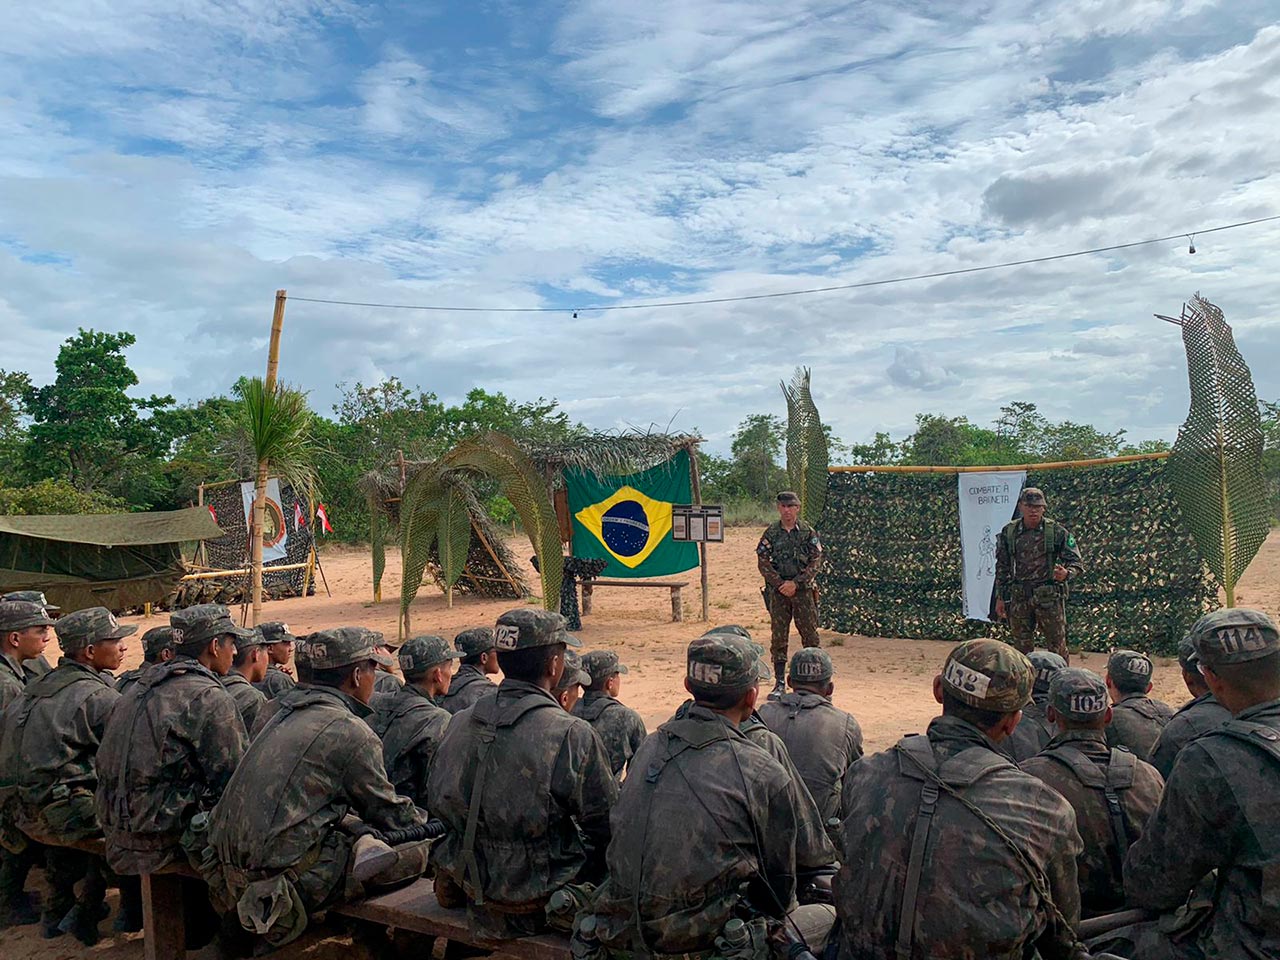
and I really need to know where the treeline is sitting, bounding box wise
[1,330,1276,539]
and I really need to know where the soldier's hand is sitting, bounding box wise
[1053,564,1069,582]
[779,581,798,598]
[995,598,1006,620]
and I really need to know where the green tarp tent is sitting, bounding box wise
[0,507,223,613]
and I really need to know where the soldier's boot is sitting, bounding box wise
[351,836,398,884]
[769,660,787,700]
[0,847,40,928]
[63,858,109,946]
[357,838,431,890]
[113,875,144,933]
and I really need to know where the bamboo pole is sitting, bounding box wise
[828,452,1169,474]
[251,289,287,626]
[689,446,709,622]
[182,562,310,582]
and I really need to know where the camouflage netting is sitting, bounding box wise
[177,480,316,607]
[821,458,1217,655]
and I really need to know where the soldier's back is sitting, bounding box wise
[1146,692,1230,780]
[439,666,495,715]
[221,673,267,732]
[572,691,647,778]
[375,685,451,801]
[1005,700,1055,762]
[1106,695,1173,757]
[254,664,295,699]
[757,692,862,825]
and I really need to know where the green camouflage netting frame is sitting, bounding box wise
[195,480,314,603]
[821,458,1217,655]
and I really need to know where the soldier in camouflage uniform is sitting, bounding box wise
[552,648,592,713]
[369,631,405,696]
[221,626,270,732]
[95,604,251,949]
[253,621,297,699]
[441,627,499,714]
[115,625,177,696]
[1021,668,1164,919]
[581,632,836,960]
[1146,637,1230,780]
[0,600,57,928]
[1006,650,1066,762]
[2,591,59,677]
[1104,649,1173,757]
[757,490,823,698]
[835,639,1087,960]
[428,609,618,939]
[994,488,1083,661]
[249,635,312,738]
[0,608,133,944]
[369,634,461,806]
[208,627,432,950]
[756,648,863,837]
[573,649,647,779]
[1121,608,1280,960]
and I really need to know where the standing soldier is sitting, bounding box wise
[995,487,1083,662]
[1147,637,1230,779]
[574,650,648,779]
[440,627,499,714]
[2,592,60,677]
[757,490,823,698]
[253,622,297,699]
[1020,668,1164,918]
[1104,650,1173,758]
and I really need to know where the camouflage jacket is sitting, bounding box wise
[209,685,427,874]
[1021,729,1164,918]
[0,651,41,710]
[1105,695,1173,758]
[427,678,618,930]
[250,683,309,738]
[1005,699,1056,763]
[95,655,247,874]
[0,659,119,814]
[1124,698,1280,958]
[221,672,267,734]
[591,705,820,955]
[1146,692,1230,780]
[439,664,496,715]
[253,663,296,699]
[757,691,863,827]
[572,690,647,778]
[835,716,1085,960]
[374,670,403,696]
[994,518,1084,598]
[756,520,822,588]
[115,665,151,697]
[369,683,452,807]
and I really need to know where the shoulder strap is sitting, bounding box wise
[896,736,939,960]
[1043,519,1056,572]
[1043,745,1135,873]
[1004,521,1018,577]
[1209,719,1280,766]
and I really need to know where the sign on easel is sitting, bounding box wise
[672,504,725,543]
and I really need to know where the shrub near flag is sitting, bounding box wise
[567,450,699,578]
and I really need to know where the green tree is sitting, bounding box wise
[729,414,787,501]
[23,330,174,495]
[0,479,126,516]
[846,431,903,465]
[1262,399,1280,522]
[902,414,1015,466]
[0,369,31,486]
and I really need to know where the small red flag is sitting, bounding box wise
[316,503,333,534]
[294,502,306,529]
[208,504,218,524]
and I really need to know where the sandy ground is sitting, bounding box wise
[5,526,1278,959]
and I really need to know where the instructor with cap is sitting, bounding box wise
[995,487,1083,662]
[757,490,823,698]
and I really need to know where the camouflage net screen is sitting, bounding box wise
[188,481,315,605]
[820,458,1217,655]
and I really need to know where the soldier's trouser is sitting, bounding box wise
[0,844,41,912]
[44,847,107,927]
[788,903,836,954]
[768,588,821,663]
[1007,593,1068,661]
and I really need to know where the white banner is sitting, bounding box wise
[958,471,1025,621]
[241,478,288,562]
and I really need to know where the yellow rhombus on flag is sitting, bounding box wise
[574,484,674,569]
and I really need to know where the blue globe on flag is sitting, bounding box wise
[601,500,650,557]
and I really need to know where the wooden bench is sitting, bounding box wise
[580,579,689,622]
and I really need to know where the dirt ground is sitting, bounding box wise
[5,526,1278,959]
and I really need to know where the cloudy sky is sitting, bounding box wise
[3,0,1279,454]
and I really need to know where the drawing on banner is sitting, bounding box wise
[241,479,289,562]
[958,472,1026,621]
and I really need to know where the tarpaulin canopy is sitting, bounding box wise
[0,507,223,614]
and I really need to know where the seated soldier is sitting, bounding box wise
[208,627,433,950]
[371,631,405,695]
[1121,609,1280,960]
[573,649,648,778]
[553,648,592,713]
[0,608,132,944]
[369,634,461,806]
[440,627,499,714]
[1105,649,1173,757]
[1005,650,1066,762]
[1021,668,1164,918]
[582,633,836,959]
[253,622,297,699]
[95,604,250,949]
[221,627,269,732]
[1146,636,1230,779]
[428,609,618,939]
[835,639,1087,960]
[250,634,312,738]
[115,626,177,695]
[756,648,863,837]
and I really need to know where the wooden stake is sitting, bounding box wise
[689,444,709,622]
[251,289,287,626]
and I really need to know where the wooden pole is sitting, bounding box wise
[251,289,287,626]
[195,483,207,568]
[828,451,1170,474]
[689,444,709,622]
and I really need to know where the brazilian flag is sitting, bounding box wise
[566,450,699,578]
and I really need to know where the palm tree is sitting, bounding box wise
[234,377,317,625]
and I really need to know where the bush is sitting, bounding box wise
[0,479,128,516]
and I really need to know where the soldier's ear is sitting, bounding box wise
[931,675,944,705]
